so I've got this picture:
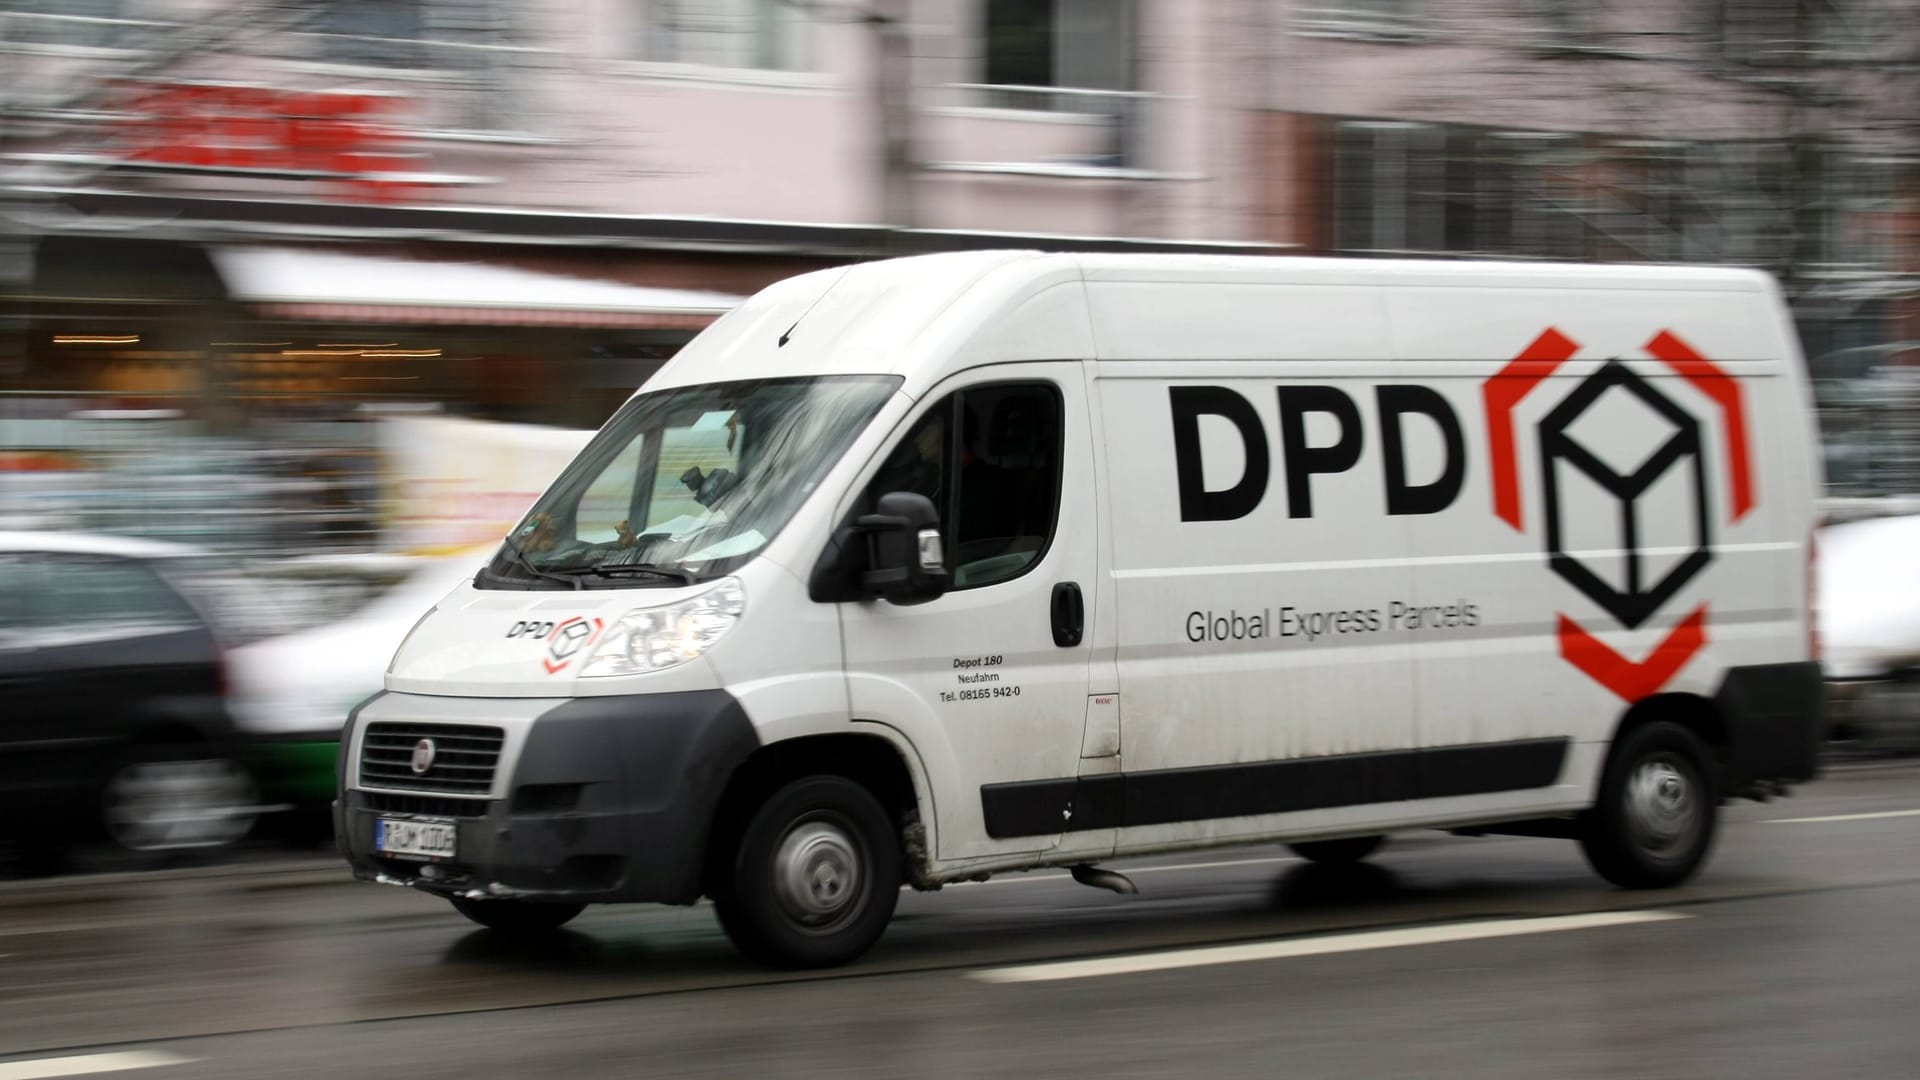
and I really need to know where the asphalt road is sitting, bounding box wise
[1,761,1917,1079]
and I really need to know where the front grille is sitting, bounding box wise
[359,791,490,819]
[359,723,503,795]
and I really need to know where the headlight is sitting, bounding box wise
[579,578,746,677]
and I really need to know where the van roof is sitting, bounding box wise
[643,252,1779,397]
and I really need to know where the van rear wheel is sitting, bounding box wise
[1580,721,1717,889]
[449,898,585,934]
[1288,835,1385,864]
[711,775,901,969]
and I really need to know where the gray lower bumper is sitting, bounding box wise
[337,689,759,906]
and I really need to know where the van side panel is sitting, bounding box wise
[1086,281,1446,848]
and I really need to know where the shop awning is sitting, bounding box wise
[209,246,743,329]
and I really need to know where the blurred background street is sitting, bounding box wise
[1,0,1918,1075]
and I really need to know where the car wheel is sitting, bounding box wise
[711,775,902,969]
[101,747,258,854]
[1580,721,1718,889]
[449,897,585,934]
[1287,835,1386,864]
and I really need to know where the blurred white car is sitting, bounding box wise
[226,548,496,831]
[1818,514,1920,750]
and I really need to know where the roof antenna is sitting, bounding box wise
[778,268,849,348]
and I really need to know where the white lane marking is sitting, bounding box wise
[0,1052,195,1079]
[953,855,1302,888]
[1763,808,1920,824]
[970,909,1691,984]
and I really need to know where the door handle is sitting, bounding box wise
[1050,582,1084,648]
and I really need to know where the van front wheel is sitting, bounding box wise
[1580,721,1718,889]
[712,775,902,969]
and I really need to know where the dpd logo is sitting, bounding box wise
[1482,328,1754,701]
[540,615,605,675]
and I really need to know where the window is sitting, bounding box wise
[0,555,49,634]
[644,412,745,536]
[1710,0,1888,65]
[308,0,510,68]
[636,0,810,71]
[488,376,897,588]
[867,384,1062,591]
[1677,141,1795,264]
[0,0,128,48]
[1334,121,1583,259]
[1811,151,1898,269]
[576,436,649,545]
[1534,0,1599,47]
[981,0,1134,107]
[1589,142,1689,263]
[1333,122,1444,252]
[33,556,199,640]
[1294,0,1422,41]
[984,0,1054,87]
[1709,0,1877,66]
[314,0,428,65]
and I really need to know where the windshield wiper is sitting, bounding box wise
[554,563,701,586]
[501,538,584,590]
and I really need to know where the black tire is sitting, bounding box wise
[711,775,902,969]
[449,897,585,934]
[1580,721,1718,889]
[1288,835,1386,864]
[4,838,70,878]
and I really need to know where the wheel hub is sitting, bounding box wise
[773,819,864,927]
[1625,757,1698,859]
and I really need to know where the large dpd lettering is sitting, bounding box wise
[1376,385,1466,516]
[1167,383,1468,522]
[1278,387,1363,519]
[1170,386,1270,522]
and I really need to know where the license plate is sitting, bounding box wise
[375,817,456,859]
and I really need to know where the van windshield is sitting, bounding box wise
[479,375,900,589]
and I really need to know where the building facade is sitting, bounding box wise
[1,0,1916,549]
[1246,0,1920,493]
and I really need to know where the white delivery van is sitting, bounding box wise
[338,252,1824,967]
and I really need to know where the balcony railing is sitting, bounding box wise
[927,83,1168,179]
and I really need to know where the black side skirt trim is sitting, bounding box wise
[980,738,1570,840]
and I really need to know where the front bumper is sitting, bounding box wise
[336,689,759,906]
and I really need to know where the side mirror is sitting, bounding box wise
[857,491,949,604]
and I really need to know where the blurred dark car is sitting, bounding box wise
[0,532,258,868]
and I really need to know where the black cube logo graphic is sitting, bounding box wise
[1483,327,1753,703]
[549,617,593,660]
[1538,361,1713,631]
[540,614,604,675]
